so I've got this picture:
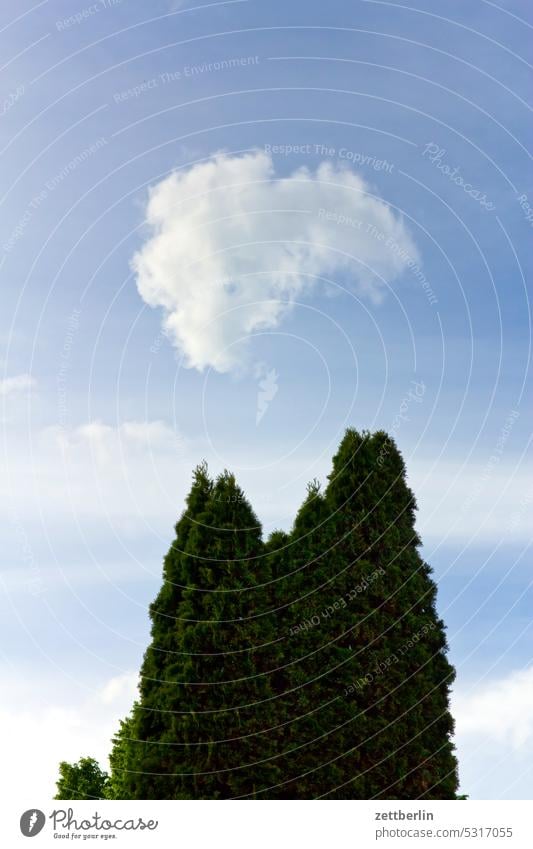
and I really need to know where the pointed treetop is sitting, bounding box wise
[306,477,321,496]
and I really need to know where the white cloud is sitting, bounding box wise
[0,672,138,801]
[452,668,533,798]
[0,373,35,396]
[4,664,533,802]
[454,667,533,749]
[133,151,418,373]
[99,671,139,707]
[2,416,531,545]
[54,419,185,466]
[0,419,188,533]
[409,459,533,544]
[46,420,186,519]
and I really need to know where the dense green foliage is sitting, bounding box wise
[106,712,137,800]
[109,465,280,799]
[60,430,459,799]
[268,430,457,798]
[54,757,108,800]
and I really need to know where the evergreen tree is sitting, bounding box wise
[308,430,455,797]
[266,475,374,797]
[107,432,458,799]
[350,430,457,799]
[266,430,457,798]
[110,466,280,798]
[116,462,213,798]
[55,757,108,800]
[106,712,136,799]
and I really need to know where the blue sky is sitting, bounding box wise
[0,0,532,800]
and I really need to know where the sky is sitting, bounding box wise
[0,0,532,801]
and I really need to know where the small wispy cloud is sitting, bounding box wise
[51,419,185,462]
[0,373,35,397]
[256,365,279,425]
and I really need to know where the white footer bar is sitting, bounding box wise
[10,800,532,848]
